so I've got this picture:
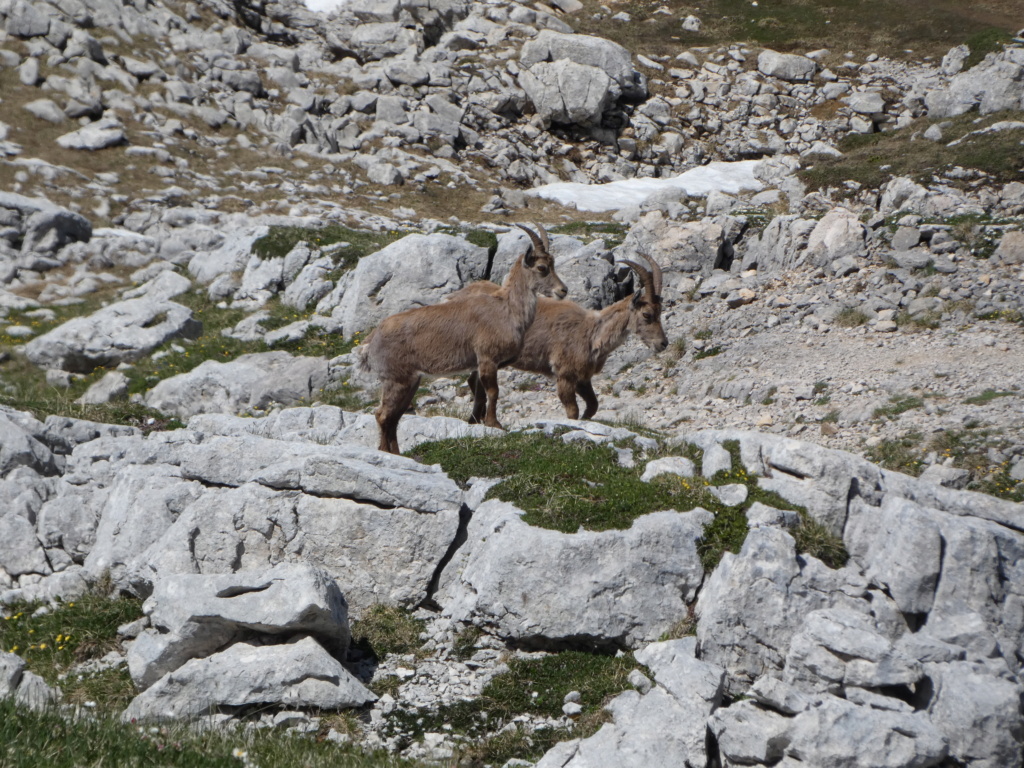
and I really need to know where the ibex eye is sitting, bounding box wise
[537,266,549,276]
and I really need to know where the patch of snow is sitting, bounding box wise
[303,0,347,11]
[527,160,765,212]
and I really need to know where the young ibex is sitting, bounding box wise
[358,224,567,454]
[456,253,667,421]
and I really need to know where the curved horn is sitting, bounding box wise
[620,259,655,299]
[533,222,550,251]
[515,223,542,252]
[637,251,663,297]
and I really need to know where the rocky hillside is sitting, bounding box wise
[1,0,1023,764]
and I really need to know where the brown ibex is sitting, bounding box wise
[358,224,568,454]
[454,253,667,421]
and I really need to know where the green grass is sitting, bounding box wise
[873,394,925,420]
[792,512,849,569]
[569,0,1020,61]
[834,308,871,328]
[251,225,406,264]
[408,433,807,571]
[800,110,1024,193]
[1,592,143,712]
[0,699,415,768]
[549,221,629,247]
[866,432,926,475]
[349,605,426,663]
[694,346,723,360]
[895,309,941,331]
[382,650,638,765]
[964,388,1016,405]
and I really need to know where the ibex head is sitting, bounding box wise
[620,253,668,353]
[516,223,568,300]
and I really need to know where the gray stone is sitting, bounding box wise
[639,456,695,482]
[24,299,201,373]
[757,49,816,82]
[708,483,748,507]
[76,371,129,405]
[321,233,488,340]
[24,98,66,124]
[55,118,127,150]
[5,0,50,38]
[927,660,1024,768]
[891,226,922,251]
[806,209,867,266]
[925,48,1024,117]
[785,695,947,767]
[749,675,812,715]
[845,495,942,615]
[537,638,724,768]
[443,502,710,648]
[709,700,791,765]
[143,351,328,419]
[0,652,26,699]
[128,563,350,690]
[0,513,49,576]
[520,30,642,96]
[14,670,58,711]
[122,636,375,722]
[520,59,615,128]
[0,409,57,477]
[845,91,886,114]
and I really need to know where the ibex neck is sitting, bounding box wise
[501,257,539,334]
[591,297,633,360]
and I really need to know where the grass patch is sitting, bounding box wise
[964,388,1016,405]
[569,0,1020,61]
[834,307,871,328]
[408,433,802,571]
[800,110,1024,193]
[1,593,143,712]
[873,394,925,420]
[0,699,414,768]
[694,345,723,360]
[383,650,637,764]
[895,309,941,331]
[866,432,925,475]
[549,221,629,247]
[251,225,406,266]
[349,605,426,663]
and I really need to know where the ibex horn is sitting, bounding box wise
[515,223,543,252]
[620,259,656,299]
[635,250,663,298]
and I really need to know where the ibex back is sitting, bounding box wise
[359,224,567,454]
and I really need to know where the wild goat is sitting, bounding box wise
[358,224,568,454]
[454,253,667,421]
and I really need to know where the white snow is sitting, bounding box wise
[303,0,346,11]
[526,159,765,212]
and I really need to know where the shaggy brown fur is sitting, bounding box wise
[455,254,667,421]
[359,225,567,454]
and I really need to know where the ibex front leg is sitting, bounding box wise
[376,375,419,454]
[467,371,488,425]
[477,359,503,430]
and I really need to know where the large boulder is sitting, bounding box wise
[127,563,351,689]
[0,191,92,256]
[320,233,489,339]
[925,47,1024,118]
[23,299,201,373]
[619,211,735,286]
[520,30,645,100]
[441,501,710,649]
[519,59,616,128]
[122,636,375,722]
[142,351,329,420]
[757,49,817,82]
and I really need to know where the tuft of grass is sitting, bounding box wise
[964,389,1016,405]
[873,394,925,420]
[895,310,941,331]
[963,27,1015,68]
[792,512,849,569]
[834,307,871,328]
[349,605,426,663]
[866,432,925,475]
[694,346,723,360]
[452,625,483,661]
[0,698,415,768]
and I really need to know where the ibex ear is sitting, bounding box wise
[631,289,644,307]
[523,242,537,267]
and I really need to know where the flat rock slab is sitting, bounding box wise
[122,636,375,722]
[24,298,201,373]
[143,351,329,420]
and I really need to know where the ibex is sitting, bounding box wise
[358,224,568,454]
[454,253,667,421]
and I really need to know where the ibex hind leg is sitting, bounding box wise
[467,371,488,425]
[376,375,420,454]
[577,380,599,420]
